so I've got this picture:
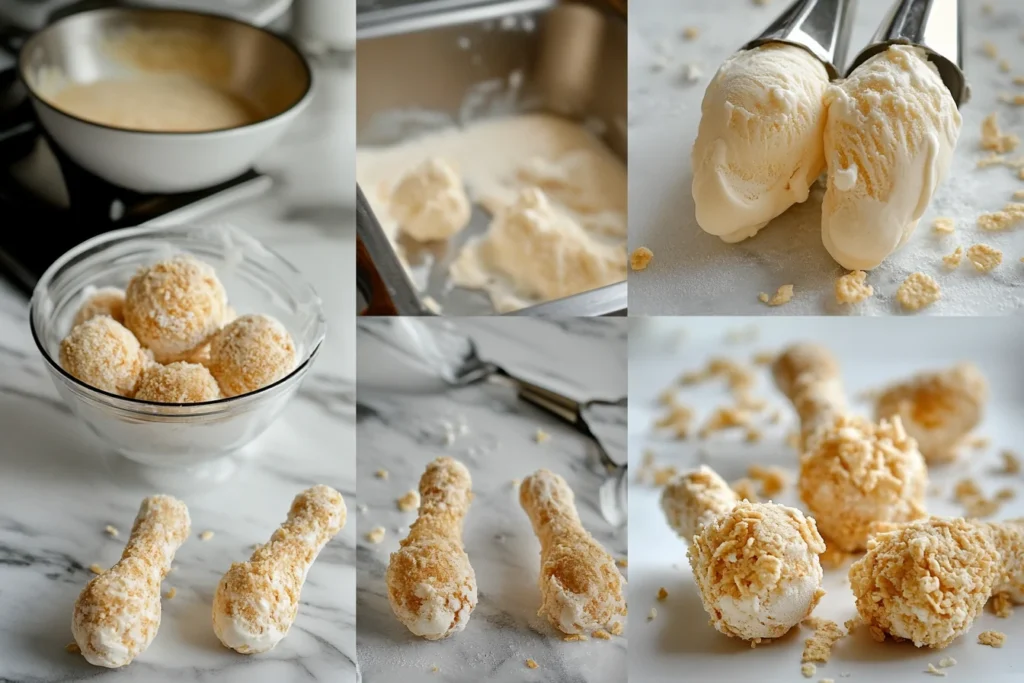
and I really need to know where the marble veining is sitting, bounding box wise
[0,49,357,683]
[355,318,627,683]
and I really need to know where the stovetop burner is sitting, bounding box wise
[0,67,270,296]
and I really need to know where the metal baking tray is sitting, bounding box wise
[356,0,627,316]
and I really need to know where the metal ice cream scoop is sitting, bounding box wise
[744,0,858,79]
[847,0,968,106]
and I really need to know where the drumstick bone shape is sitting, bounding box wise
[662,466,825,642]
[850,516,1024,648]
[72,495,190,668]
[773,343,928,552]
[386,456,477,640]
[213,485,347,653]
[519,469,627,635]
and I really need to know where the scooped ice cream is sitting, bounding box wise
[821,45,962,270]
[692,43,830,243]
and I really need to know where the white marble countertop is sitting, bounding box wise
[354,318,627,683]
[0,49,358,683]
[628,0,1024,315]
[628,317,1024,682]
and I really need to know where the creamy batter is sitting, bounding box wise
[357,114,627,312]
[50,76,259,132]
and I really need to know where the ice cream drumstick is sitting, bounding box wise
[213,485,347,653]
[72,495,190,668]
[386,457,477,640]
[662,466,826,642]
[519,469,626,635]
[850,517,1024,648]
[773,344,928,552]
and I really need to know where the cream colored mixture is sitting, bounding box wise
[50,76,259,132]
[356,114,627,312]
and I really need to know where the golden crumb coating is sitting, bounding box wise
[134,362,221,403]
[661,466,739,540]
[387,457,477,640]
[60,316,146,397]
[520,469,627,635]
[73,287,126,326]
[208,314,296,397]
[876,363,988,464]
[123,256,227,363]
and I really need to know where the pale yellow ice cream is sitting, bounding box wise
[822,46,961,270]
[692,43,829,242]
[389,158,471,242]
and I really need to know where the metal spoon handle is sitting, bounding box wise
[745,0,858,79]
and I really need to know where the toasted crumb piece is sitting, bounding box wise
[66,642,81,654]
[748,464,787,497]
[103,525,119,538]
[659,387,678,405]
[802,618,844,664]
[978,112,1019,152]
[1002,59,1014,73]
[745,427,762,443]
[534,429,550,444]
[375,468,389,480]
[752,350,776,366]
[653,466,678,486]
[654,403,693,439]
[991,591,1014,618]
[1001,450,1021,474]
[564,633,589,642]
[165,587,177,599]
[593,629,611,640]
[967,243,1003,272]
[955,477,982,500]
[365,526,386,544]
[525,659,539,669]
[657,587,669,601]
[939,657,957,668]
[616,557,628,568]
[979,630,1006,647]
[396,489,420,512]
[199,530,214,541]
[732,477,759,502]
[698,406,750,437]
[648,607,658,621]
[926,663,947,677]
[996,487,1016,501]
[932,217,955,233]
[942,246,964,268]
[88,563,103,575]
[897,272,941,311]
[758,284,794,306]
[982,41,999,59]
[969,435,991,449]
[820,680,834,683]
[802,663,817,678]
[978,203,1024,231]
[682,26,699,40]
[431,665,439,673]
[610,622,623,636]
[630,246,654,271]
[835,270,874,304]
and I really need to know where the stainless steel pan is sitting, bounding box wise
[6,7,313,193]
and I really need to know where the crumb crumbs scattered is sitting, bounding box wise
[835,270,874,304]
[648,607,658,621]
[820,680,834,683]
[996,487,1016,501]
[375,469,389,480]
[745,427,762,443]
[969,435,991,449]
[802,662,817,678]
[752,350,776,365]
[732,477,760,502]
[199,530,214,541]
[397,490,420,512]
[534,429,550,444]
[967,243,1003,272]
[610,622,623,636]
[982,41,999,59]
[682,26,700,40]
[991,592,1014,618]
[926,663,947,677]
[616,557,628,568]
[657,587,669,601]
[748,464,787,497]
[939,657,957,668]
[1001,450,1021,474]
[759,284,794,306]
[802,618,844,664]
[932,217,955,233]
[979,630,1006,647]
[525,659,539,669]
[897,272,941,311]
[431,665,439,673]
[978,202,1024,231]
[103,525,119,538]
[630,246,653,271]
[1002,59,1014,74]
[165,587,177,599]
[65,642,80,654]
[564,633,589,642]
[592,629,611,640]
[942,246,964,268]
[365,526,386,544]
[88,563,103,575]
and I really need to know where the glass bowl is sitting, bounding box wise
[29,223,326,472]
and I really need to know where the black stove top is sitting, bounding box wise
[0,67,264,297]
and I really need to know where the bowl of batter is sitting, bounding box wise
[11,7,313,193]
